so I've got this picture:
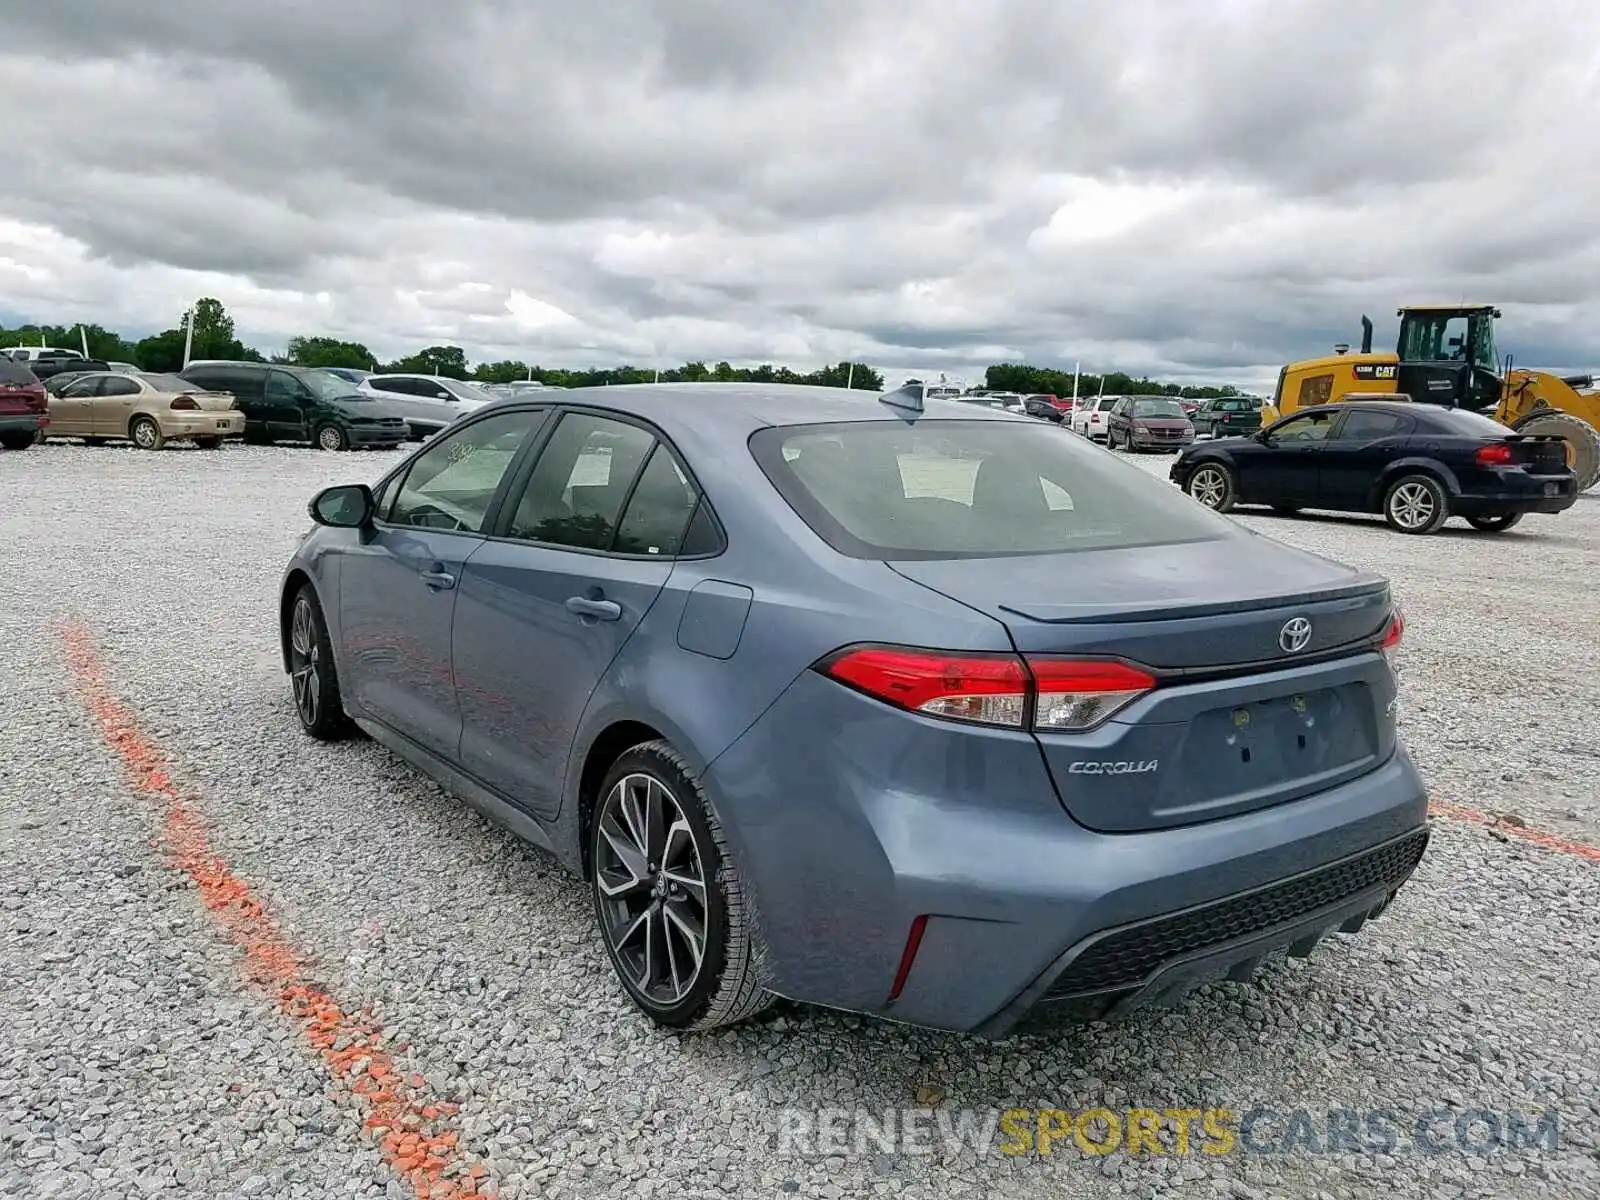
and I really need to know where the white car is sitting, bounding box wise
[358,374,501,439]
[1071,394,1122,441]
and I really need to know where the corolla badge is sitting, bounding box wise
[1279,616,1313,654]
[1066,760,1159,776]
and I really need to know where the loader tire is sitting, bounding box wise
[1512,410,1600,492]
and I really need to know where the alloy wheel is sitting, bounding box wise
[288,595,321,726]
[1389,482,1436,530]
[318,426,345,451]
[132,420,158,449]
[1190,466,1227,508]
[595,772,709,1008]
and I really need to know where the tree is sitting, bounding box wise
[381,345,469,378]
[287,336,377,370]
[128,297,265,369]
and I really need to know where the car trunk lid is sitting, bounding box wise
[888,537,1398,832]
[1506,434,1570,474]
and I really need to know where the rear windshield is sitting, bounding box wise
[138,373,192,392]
[750,420,1233,560]
[0,361,38,386]
[1420,407,1513,439]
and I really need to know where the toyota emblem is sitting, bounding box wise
[1279,617,1313,654]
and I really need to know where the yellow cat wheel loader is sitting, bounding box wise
[1260,305,1600,492]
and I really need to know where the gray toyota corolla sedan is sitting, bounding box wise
[278,383,1430,1037]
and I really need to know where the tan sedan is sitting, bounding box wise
[44,372,242,449]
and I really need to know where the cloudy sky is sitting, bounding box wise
[2,0,1598,390]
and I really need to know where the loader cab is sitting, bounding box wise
[1394,304,1503,414]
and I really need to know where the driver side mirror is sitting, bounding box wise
[1254,429,1274,444]
[308,483,374,528]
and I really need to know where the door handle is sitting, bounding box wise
[419,567,456,590]
[566,595,622,621]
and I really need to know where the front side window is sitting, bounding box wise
[1271,411,1338,442]
[505,412,656,550]
[388,410,547,533]
[752,420,1232,560]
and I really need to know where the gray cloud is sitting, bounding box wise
[1,0,1598,389]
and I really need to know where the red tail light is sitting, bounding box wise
[1475,443,1514,466]
[1380,607,1405,671]
[170,395,200,410]
[820,646,1156,731]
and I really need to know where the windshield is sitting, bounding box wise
[1130,398,1186,418]
[139,373,194,392]
[751,419,1232,560]
[300,371,368,401]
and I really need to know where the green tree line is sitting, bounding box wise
[1,298,1249,396]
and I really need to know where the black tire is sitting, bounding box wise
[0,431,36,451]
[195,437,223,450]
[1271,504,1301,516]
[315,424,349,452]
[1466,512,1523,532]
[129,415,165,450]
[591,741,774,1031]
[286,585,353,740]
[83,436,106,447]
[1184,461,1236,512]
[1383,473,1449,534]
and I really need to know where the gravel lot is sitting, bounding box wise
[2,437,1597,1200]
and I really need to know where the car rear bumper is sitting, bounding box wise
[1452,475,1578,516]
[0,412,46,433]
[159,413,243,438]
[702,671,1430,1037]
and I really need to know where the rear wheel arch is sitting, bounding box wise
[1368,459,1454,511]
[577,720,667,879]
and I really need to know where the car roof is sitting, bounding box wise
[1293,401,1417,417]
[478,382,1035,439]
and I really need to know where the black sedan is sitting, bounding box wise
[1169,401,1579,534]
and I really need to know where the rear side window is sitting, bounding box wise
[1336,410,1414,440]
[505,412,656,550]
[612,445,700,556]
[751,420,1233,560]
[99,377,139,397]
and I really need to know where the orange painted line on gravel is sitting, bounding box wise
[1429,800,1600,864]
[58,618,498,1200]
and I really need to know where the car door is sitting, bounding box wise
[336,407,550,760]
[1233,410,1338,504]
[1316,408,1416,510]
[49,375,98,436]
[451,409,689,819]
[262,369,314,439]
[92,374,143,437]
[365,377,424,427]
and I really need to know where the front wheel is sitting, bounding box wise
[1185,461,1236,512]
[1466,512,1523,533]
[129,416,165,450]
[316,424,349,452]
[591,742,774,1031]
[287,586,352,740]
[1383,474,1448,534]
